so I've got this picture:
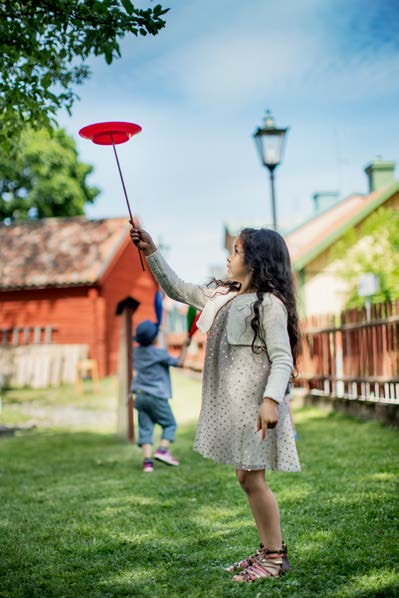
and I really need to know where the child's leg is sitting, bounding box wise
[153,400,179,465]
[154,400,177,446]
[142,443,153,459]
[135,394,155,458]
[236,469,282,550]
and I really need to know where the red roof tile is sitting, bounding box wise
[0,217,131,289]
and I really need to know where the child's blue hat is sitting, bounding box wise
[134,320,158,346]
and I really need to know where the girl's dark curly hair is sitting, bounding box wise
[211,228,300,373]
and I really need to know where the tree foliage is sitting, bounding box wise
[0,127,100,221]
[331,207,399,307]
[0,1,168,151]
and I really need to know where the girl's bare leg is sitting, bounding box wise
[236,469,282,550]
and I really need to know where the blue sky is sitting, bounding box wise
[59,0,399,281]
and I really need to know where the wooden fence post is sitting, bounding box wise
[115,297,140,442]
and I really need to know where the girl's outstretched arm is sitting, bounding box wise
[130,224,213,310]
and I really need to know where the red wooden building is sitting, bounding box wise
[0,217,158,377]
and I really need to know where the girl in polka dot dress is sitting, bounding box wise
[130,225,301,584]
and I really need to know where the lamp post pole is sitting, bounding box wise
[253,111,288,231]
[268,165,277,231]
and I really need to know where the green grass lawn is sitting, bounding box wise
[0,371,398,597]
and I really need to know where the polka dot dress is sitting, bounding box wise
[193,301,301,472]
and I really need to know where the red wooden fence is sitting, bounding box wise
[298,300,399,403]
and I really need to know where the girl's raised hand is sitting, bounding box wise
[129,222,157,256]
[257,398,279,440]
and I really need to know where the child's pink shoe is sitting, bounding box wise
[143,459,154,473]
[154,448,179,466]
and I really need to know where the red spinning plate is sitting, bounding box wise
[79,121,142,145]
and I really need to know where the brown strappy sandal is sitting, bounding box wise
[225,543,264,573]
[232,545,290,582]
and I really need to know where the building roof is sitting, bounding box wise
[286,181,399,271]
[0,216,132,290]
[224,180,399,272]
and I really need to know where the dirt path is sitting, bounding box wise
[14,402,117,431]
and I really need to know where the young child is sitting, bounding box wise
[130,225,301,582]
[132,319,189,472]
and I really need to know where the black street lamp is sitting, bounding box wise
[253,110,288,231]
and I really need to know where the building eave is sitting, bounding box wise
[292,181,399,272]
[0,281,96,292]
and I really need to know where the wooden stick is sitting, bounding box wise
[111,135,145,271]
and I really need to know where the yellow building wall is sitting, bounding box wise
[302,193,399,315]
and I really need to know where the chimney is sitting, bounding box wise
[312,191,339,214]
[364,159,396,193]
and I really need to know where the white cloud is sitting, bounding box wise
[149,31,314,107]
